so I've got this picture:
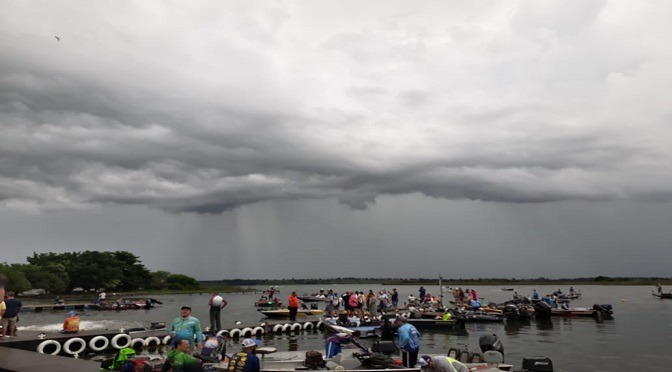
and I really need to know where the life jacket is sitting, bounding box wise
[63,315,80,332]
[100,347,137,370]
[227,351,250,372]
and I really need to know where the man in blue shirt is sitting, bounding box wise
[1,292,22,339]
[227,338,260,372]
[396,316,420,367]
[169,306,204,347]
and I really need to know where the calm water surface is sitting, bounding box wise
[17,285,672,371]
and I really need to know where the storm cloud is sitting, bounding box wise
[2,1,671,215]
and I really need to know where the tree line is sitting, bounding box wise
[0,251,200,294]
[208,276,672,286]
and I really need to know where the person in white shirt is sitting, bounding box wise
[208,292,228,331]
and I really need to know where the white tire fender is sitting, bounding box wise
[241,327,254,337]
[88,335,109,352]
[37,340,62,355]
[144,336,161,348]
[253,326,265,335]
[63,338,86,355]
[111,333,132,349]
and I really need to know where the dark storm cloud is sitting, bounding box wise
[2,1,672,214]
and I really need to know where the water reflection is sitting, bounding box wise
[503,319,531,335]
[535,319,553,331]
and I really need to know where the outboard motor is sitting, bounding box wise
[502,304,519,320]
[592,304,613,315]
[479,334,504,362]
[521,356,553,371]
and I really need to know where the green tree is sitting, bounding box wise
[165,274,201,290]
[0,264,32,293]
[149,270,172,289]
[22,264,69,294]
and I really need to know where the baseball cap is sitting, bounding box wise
[181,306,191,311]
[418,356,431,367]
[242,338,258,348]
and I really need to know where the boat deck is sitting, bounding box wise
[0,347,98,371]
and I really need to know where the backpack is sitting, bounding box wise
[303,350,325,370]
[100,347,137,370]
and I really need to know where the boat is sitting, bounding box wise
[258,349,510,371]
[550,307,597,317]
[501,304,535,321]
[258,333,517,371]
[255,297,284,307]
[323,318,381,338]
[551,303,613,318]
[298,295,328,302]
[405,318,466,330]
[454,310,504,323]
[652,292,672,299]
[501,287,514,291]
[259,308,324,319]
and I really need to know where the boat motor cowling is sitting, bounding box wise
[479,334,504,355]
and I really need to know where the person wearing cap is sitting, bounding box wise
[396,316,420,367]
[60,310,80,333]
[169,306,204,348]
[325,331,369,358]
[417,355,469,372]
[227,338,260,372]
[163,337,204,372]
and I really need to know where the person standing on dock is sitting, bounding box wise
[208,292,228,331]
[396,316,420,368]
[169,306,204,348]
[288,291,299,321]
[390,289,399,310]
[1,292,22,339]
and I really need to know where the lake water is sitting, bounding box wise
[16,285,672,371]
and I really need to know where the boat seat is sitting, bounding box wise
[483,351,504,364]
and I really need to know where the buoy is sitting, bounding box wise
[229,328,242,338]
[89,335,109,352]
[291,323,302,332]
[316,321,324,330]
[303,322,313,330]
[144,336,161,348]
[37,339,62,355]
[282,323,291,332]
[111,334,132,349]
[162,335,172,345]
[63,338,86,355]
[273,324,283,333]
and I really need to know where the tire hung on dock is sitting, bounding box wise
[111,333,132,349]
[37,339,62,355]
[89,335,109,352]
[63,337,87,355]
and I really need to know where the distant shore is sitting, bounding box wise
[201,277,672,287]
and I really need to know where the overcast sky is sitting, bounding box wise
[2,1,672,280]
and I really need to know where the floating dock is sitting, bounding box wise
[0,318,327,358]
